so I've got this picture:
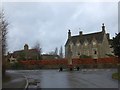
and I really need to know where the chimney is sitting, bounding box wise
[68,29,71,39]
[79,31,83,36]
[24,44,29,51]
[102,23,105,33]
[106,33,110,40]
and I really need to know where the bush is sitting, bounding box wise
[106,54,114,57]
[112,32,120,57]
[80,55,92,58]
[112,72,120,80]
[11,62,24,69]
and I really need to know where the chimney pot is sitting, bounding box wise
[79,31,83,35]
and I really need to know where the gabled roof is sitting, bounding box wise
[14,49,37,53]
[65,31,104,46]
[13,49,39,57]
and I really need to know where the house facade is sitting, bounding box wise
[65,23,114,59]
[7,44,41,61]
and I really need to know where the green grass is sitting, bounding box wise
[112,72,120,80]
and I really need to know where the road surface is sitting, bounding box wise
[7,69,119,88]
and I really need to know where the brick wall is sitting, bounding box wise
[19,57,119,69]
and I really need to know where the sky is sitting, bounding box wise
[2,1,118,55]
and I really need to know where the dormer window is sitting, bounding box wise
[93,41,96,45]
[93,48,97,55]
[77,43,80,46]
[85,42,88,46]
[94,50,97,54]
[78,52,80,55]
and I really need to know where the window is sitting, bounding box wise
[92,48,97,55]
[94,50,97,54]
[77,43,80,46]
[78,52,80,55]
[84,42,88,46]
[93,41,96,45]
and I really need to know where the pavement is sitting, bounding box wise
[2,71,28,89]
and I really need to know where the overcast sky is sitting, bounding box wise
[2,2,118,55]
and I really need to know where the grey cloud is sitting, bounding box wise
[3,2,118,54]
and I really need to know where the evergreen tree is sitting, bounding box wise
[112,32,120,57]
[54,47,58,55]
[33,41,42,60]
[59,46,63,58]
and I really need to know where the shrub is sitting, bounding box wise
[112,72,120,80]
[80,55,92,58]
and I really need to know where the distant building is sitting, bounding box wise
[7,53,17,64]
[42,54,60,60]
[65,23,114,59]
[7,44,41,61]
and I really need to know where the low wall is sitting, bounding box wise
[18,57,119,69]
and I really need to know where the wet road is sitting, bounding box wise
[2,71,27,88]
[8,69,118,88]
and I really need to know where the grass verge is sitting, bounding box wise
[112,72,120,80]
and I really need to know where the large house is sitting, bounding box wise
[65,23,114,59]
[7,44,41,61]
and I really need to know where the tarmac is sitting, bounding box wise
[14,69,119,88]
[2,71,28,90]
[2,69,119,89]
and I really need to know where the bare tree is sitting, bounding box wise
[33,41,42,60]
[59,46,63,58]
[54,47,58,55]
[0,11,8,55]
[0,10,8,76]
[48,47,58,55]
